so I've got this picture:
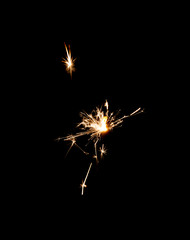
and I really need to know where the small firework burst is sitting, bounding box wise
[62,43,76,78]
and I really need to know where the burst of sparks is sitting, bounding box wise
[62,43,76,78]
[57,100,144,195]
[63,100,144,156]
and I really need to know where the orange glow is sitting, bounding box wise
[99,116,108,132]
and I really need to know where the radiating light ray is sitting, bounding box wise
[57,137,89,157]
[56,134,86,158]
[62,43,76,78]
[128,107,144,117]
[80,162,92,195]
[74,141,89,156]
[109,107,144,129]
[65,138,76,158]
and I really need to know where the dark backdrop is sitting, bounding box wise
[10,6,176,237]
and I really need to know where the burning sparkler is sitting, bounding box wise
[57,100,144,195]
[63,100,143,159]
[62,43,76,78]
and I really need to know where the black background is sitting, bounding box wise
[8,4,180,237]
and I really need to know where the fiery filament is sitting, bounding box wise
[62,43,76,78]
[80,162,92,195]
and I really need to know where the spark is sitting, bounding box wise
[100,144,107,158]
[80,162,92,195]
[105,100,109,116]
[62,43,76,78]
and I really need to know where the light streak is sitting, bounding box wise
[80,162,92,195]
[65,138,89,157]
[62,43,76,78]
[56,137,89,157]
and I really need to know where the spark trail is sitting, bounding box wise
[80,162,92,195]
[62,43,76,78]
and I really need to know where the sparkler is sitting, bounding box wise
[63,101,143,157]
[57,100,144,195]
[62,43,76,78]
